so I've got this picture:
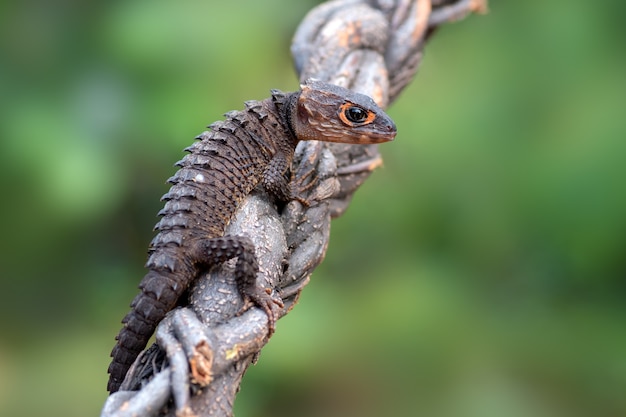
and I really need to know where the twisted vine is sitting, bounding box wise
[100,1,486,416]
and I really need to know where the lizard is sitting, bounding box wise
[107,79,397,393]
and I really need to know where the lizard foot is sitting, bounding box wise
[240,286,284,336]
[289,141,341,205]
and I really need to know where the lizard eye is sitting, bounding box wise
[345,106,367,123]
[339,103,375,126]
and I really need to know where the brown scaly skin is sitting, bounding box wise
[107,79,397,393]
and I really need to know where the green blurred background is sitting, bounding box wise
[1,1,625,416]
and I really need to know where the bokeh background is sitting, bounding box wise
[1,1,625,416]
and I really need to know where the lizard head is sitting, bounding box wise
[292,79,397,144]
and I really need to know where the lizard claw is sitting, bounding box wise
[240,287,284,336]
[290,191,312,207]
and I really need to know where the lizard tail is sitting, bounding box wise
[107,268,185,392]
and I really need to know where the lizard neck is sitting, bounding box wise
[271,89,299,145]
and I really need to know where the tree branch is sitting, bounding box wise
[101,1,486,416]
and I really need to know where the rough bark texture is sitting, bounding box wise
[101,1,487,416]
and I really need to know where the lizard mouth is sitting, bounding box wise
[319,130,396,144]
[353,121,397,144]
[361,132,396,144]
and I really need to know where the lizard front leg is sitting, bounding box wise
[262,150,314,206]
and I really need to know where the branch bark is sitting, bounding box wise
[101,1,486,416]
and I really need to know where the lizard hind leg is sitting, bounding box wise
[195,236,284,334]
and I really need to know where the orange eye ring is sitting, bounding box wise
[339,102,376,126]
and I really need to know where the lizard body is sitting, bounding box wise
[107,80,396,393]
